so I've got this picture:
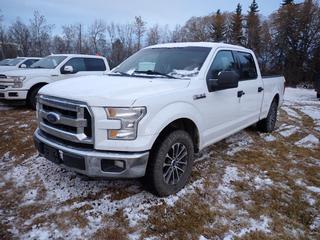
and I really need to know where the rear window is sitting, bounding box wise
[85,58,106,71]
[236,52,257,80]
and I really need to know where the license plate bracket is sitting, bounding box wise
[43,144,61,164]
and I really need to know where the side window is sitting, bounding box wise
[85,58,106,71]
[20,59,38,68]
[236,52,257,80]
[62,58,86,73]
[206,50,237,80]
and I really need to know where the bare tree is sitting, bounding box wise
[8,18,30,56]
[29,11,53,56]
[134,16,146,50]
[88,19,106,54]
[147,24,160,46]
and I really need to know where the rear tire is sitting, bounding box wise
[317,93,320,99]
[257,99,278,133]
[27,85,45,110]
[144,130,194,197]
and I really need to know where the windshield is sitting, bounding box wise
[114,47,211,79]
[4,58,25,66]
[30,55,67,69]
[0,59,12,66]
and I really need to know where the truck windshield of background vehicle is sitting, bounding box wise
[0,59,12,66]
[30,55,67,69]
[113,47,211,79]
[3,57,25,66]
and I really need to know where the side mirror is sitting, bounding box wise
[63,65,74,74]
[20,64,27,68]
[208,71,239,91]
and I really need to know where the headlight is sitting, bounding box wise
[105,107,146,140]
[8,76,26,88]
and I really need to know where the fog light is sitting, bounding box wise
[101,159,126,172]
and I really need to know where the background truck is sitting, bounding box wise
[0,57,41,71]
[0,54,110,109]
[33,42,285,196]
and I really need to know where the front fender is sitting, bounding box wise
[24,77,52,89]
[140,101,204,147]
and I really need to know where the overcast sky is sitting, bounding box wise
[1,0,303,34]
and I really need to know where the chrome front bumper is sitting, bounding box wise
[33,129,149,178]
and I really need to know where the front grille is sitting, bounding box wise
[38,95,93,146]
[0,74,7,79]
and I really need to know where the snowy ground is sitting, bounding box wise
[0,88,319,240]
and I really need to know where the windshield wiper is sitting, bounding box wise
[133,70,178,79]
[109,71,131,77]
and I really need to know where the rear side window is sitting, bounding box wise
[85,58,106,71]
[236,52,257,80]
[206,50,237,80]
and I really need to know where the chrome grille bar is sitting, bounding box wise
[38,95,93,144]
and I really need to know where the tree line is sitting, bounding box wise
[0,0,319,86]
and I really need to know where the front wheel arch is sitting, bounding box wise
[27,83,47,109]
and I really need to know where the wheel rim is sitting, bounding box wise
[162,142,188,185]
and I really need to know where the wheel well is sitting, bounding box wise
[273,93,280,106]
[27,83,47,99]
[152,118,200,153]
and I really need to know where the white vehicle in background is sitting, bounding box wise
[0,59,13,66]
[0,57,41,71]
[0,54,110,109]
[33,42,285,196]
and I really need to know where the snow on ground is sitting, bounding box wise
[295,134,319,148]
[225,132,253,156]
[282,106,302,120]
[1,87,320,239]
[223,216,271,240]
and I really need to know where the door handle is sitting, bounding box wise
[258,87,264,92]
[237,90,245,98]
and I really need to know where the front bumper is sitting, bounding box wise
[0,89,28,100]
[33,129,149,178]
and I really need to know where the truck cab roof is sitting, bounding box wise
[146,42,248,51]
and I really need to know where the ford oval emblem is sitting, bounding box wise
[47,112,60,124]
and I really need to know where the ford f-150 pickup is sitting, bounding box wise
[33,42,285,196]
[0,54,110,109]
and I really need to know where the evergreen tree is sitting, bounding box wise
[282,0,294,6]
[211,9,226,42]
[231,3,244,45]
[246,0,261,54]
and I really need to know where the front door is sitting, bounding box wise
[199,50,241,146]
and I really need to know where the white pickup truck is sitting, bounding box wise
[0,57,41,71]
[0,54,110,109]
[33,42,285,196]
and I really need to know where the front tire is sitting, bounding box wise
[257,99,278,133]
[27,85,44,110]
[145,130,194,197]
[317,92,320,99]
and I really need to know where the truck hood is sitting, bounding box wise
[3,68,52,77]
[0,66,18,72]
[39,75,190,106]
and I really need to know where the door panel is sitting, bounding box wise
[200,50,241,146]
[235,51,263,125]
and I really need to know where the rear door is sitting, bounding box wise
[234,51,263,126]
[84,58,107,75]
